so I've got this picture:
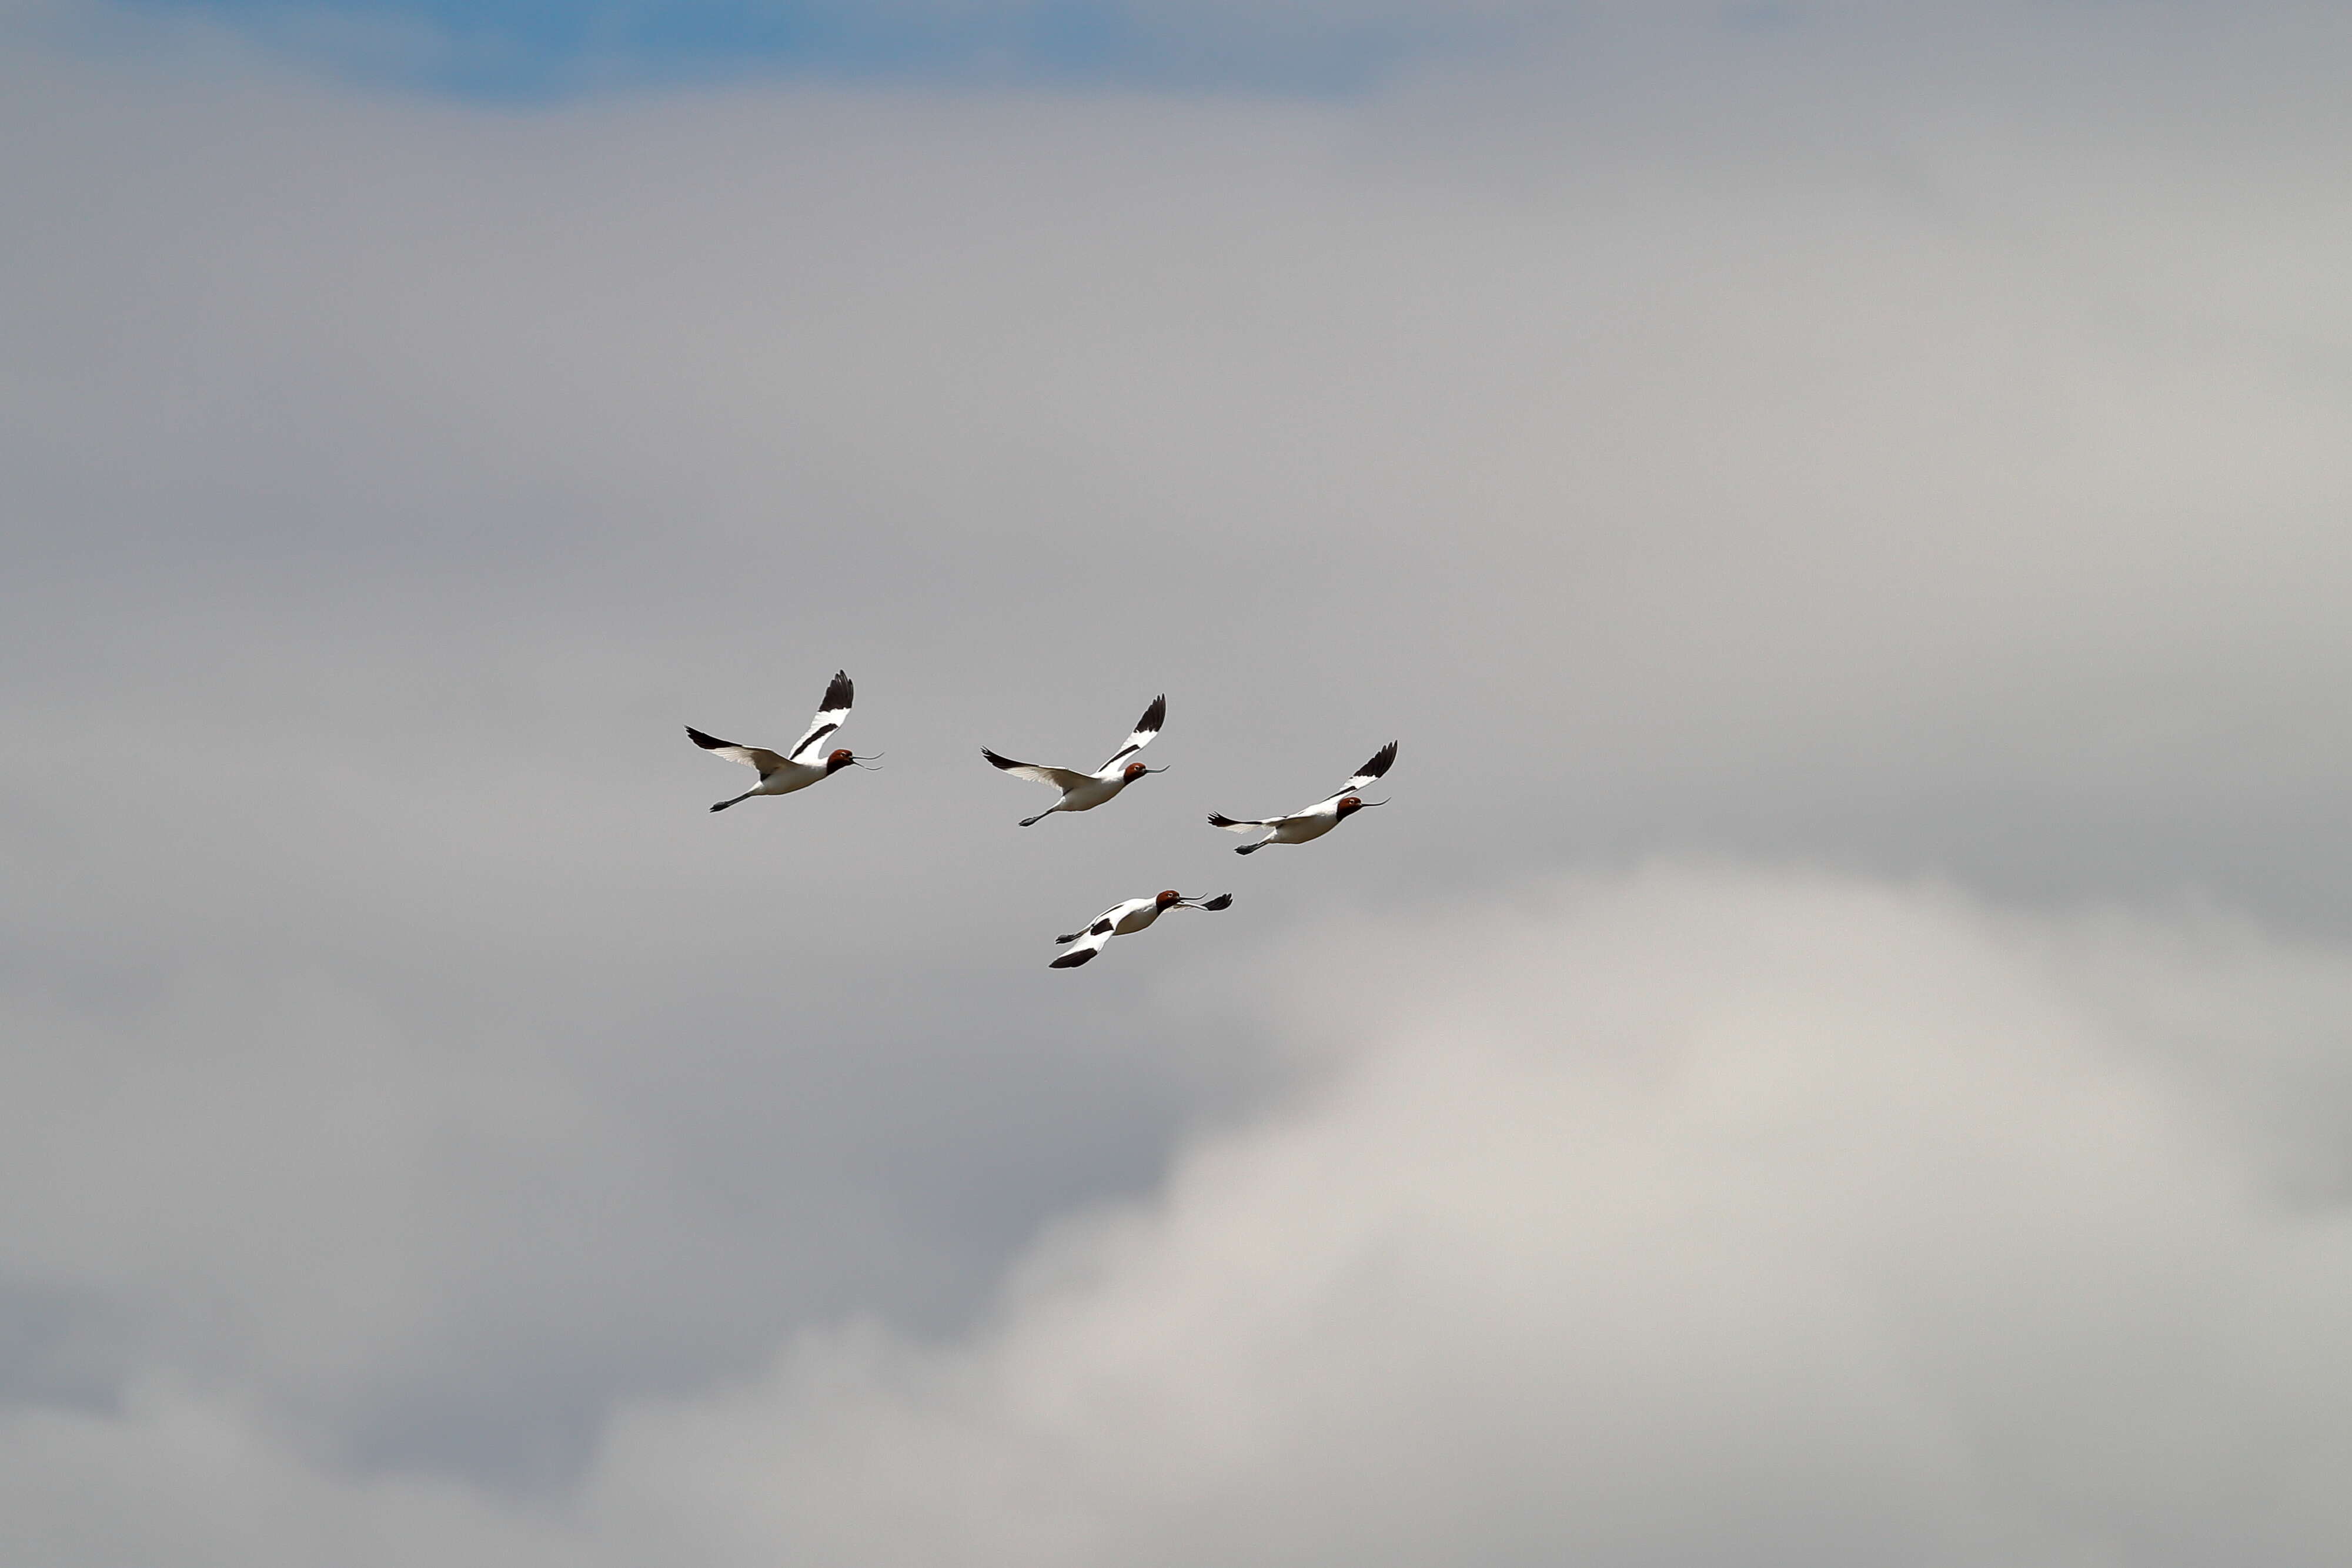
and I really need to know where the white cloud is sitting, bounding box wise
[14,866,2351,1564]
[582,867,2352,1567]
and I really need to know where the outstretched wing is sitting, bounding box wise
[686,727,789,778]
[1318,740,1398,803]
[786,670,854,764]
[1206,811,1278,834]
[1100,694,1167,771]
[982,749,1094,793]
[1049,925,1115,969]
[1053,902,1130,945]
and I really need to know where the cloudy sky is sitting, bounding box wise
[7,0,2352,1560]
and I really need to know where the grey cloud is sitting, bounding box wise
[5,0,2352,1551]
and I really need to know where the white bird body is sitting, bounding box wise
[744,757,833,797]
[984,695,1167,827]
[1242,797,1352,847]
[1107,895,1175,937]
[686,670,866,813]
[1044,771,1133,814]
[1208,741,1397,854]
[1050,889,1234,968]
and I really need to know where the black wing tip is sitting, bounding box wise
[981,748,1020,771]
[686,727,729,750]
[1138,693,1167,730]
[821,670,853,711]
[1200,893,1235,910]
[1053,932,1083,945]
[1049,948,1098,969]
[1362,740,1399,778]
[1206,812,1239,827]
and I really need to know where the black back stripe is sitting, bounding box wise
[1101,693,1167,768]
[788,670,854,760]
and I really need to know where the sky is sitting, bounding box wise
[102,0,1451,95]
[6,0,2352,1561]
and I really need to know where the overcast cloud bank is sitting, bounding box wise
[12,867,2352,1564]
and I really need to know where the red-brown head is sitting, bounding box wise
[826,748,858,773]
[1155,889,1183,909]
[1335,795,1364,815]
[1124,761,1152,783]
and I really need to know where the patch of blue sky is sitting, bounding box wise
[111,0,1455,101]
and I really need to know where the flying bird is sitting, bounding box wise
[1207,741,1396,854]
[983,694,1167,827]
[686,669,873,813]
[1049,890,1234,969]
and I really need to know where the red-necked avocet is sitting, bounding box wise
[1207,740,1396,854]
[685,669,876,813]
[982,694,1167,827]
[1048,890,1234,969]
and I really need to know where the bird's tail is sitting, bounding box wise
[1019,811,1053,828]
[711,792,755,813]
[1235,841,1264,855]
